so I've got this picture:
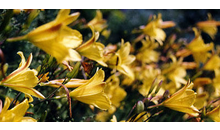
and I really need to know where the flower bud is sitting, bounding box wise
[148,78,157,96]
[154,80,163,96]
[163,90,170,99]
[136,101,145,113]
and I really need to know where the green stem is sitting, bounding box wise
[147,103,163,109]
[191,70,203,81]
[6,35,27,42]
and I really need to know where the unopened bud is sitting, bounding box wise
[29,104,34,108]
[163,90,170,99]
[154,80,163,95]
[136,101,145,113]
[148,78,157,96]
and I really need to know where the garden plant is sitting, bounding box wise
[0,9,220,122]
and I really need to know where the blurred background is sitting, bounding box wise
[2,9,220,69]
[81,9,220,42]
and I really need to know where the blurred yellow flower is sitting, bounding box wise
[7,9,83,63]
[196,13,220,39]
[138,67,163,96]
[105,74,127,108]
[0,51,45,99]
[141,13,175,45]
[193,92,208,110]
[206,105,220,122]
[107,40,136,80]
[197,21,220,39]
[162,55,187,89]
[162,82,199,116]
[203,54,220,71]
[69,69,111,110]
[76,26,107,67]
[187,28,214,65]
[95,87,123,122]
[0,97,37,122]
[136,37,160,64]
[88,10,107,32]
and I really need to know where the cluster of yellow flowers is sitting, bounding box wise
[1,9,220,122]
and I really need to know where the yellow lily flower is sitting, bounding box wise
[162,82,200,116]
[196,13,220,39]
[206,105,220,122]
[162,55,187,89]
[197,20,220,39]
[141,13,175,45]
[95,75,127,122]
[193,92,208,110]
[7,9,82,63]
[76,26,107,67]
[0,51,45,99]
[105,74,127,108]
[136,37,160,64]
[69,69,111,110]
[187,28,214,65]
[88,10,107,32]
[0,97,36,122]
[203,54,220,71]
[107,40,136,80]
[138,67,163,96]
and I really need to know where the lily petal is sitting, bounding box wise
[163,82,199,116]
[8,86,45,99]
[0,52,45,99]
[69,69,111,110]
